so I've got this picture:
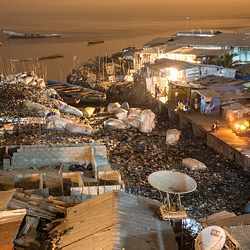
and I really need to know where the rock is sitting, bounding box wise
[22,100,50,117]
[166,129,181,146]
[57,100,83,117]
[104,118,128,130]
[121,102,130,111]
[83,107,95,117]
[138,109,155,133]
[115,108,128,121]
[65,123,93,135]
[107,102,121,114]
[182,158,207,171]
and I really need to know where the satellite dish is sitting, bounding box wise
[195,226,226,250]
[148,171,197,194]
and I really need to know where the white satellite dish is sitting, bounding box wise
[195,226,226,250]
[148,171,197,194]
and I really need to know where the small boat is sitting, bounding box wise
[38,54,64,61]
[87,40,104,46]
[2,30,61,39]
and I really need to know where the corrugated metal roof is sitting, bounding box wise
[150,58,196,71]
[144,32,250,49]
[167,47,230,57]
[50,191,177,250]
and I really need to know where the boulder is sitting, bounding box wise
[115,108,128,121]
[139,109,155,133]
[104,118,128,130]
[22,100,50,117]
[57,100,83,117]
[107,102,121,114]
[182,158,207,171]
[166,129,181,146]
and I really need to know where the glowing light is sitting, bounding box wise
[168,68,179,81]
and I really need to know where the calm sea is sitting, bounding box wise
[0,17,250,80]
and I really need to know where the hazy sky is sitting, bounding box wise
[1,0,250,23]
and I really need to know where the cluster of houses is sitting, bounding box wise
[133,31,250,123]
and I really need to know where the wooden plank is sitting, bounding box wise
[0,190,16,210]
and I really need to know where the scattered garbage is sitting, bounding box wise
[166,129,181,145]
[195,226,226,250]
[83,107,96,117]
[182,158,208,171]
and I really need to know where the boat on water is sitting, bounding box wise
[87,40,104,46]
[8,54,64,63]
[2,30,61,39]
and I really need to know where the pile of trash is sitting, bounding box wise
[0,72,93,136]
[104,102,156,133]
[0,72,49,114]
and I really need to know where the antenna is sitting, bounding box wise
[148,171,197,220]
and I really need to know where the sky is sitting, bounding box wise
[1,0,250,20]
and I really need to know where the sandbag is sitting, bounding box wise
[65,123,93,135]
[115,108,128,121]
[195,226,226,250]
[46,117,69,131]
[139,109,155,133]
[57,100,83,117]
[22,100,50,117]
[107,102,121,114]
[182,158,207,171]
[104,118,128,130]
[166,129,181,146]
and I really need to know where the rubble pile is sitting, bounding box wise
[0,72,52,115]
[0,72,96,137]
